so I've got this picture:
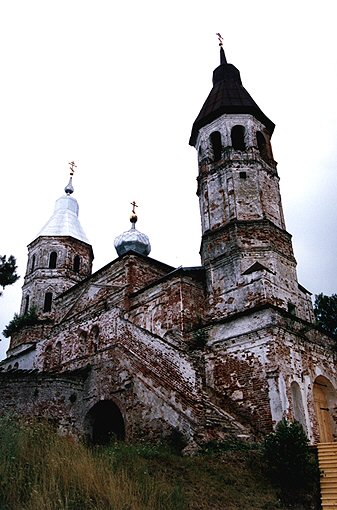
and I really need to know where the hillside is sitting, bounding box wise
[0,418,320,509]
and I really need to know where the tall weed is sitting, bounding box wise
[0,416,184,510]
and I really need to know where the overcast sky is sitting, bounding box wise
[1,0,337,360]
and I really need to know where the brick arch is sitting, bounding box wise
[89,325,100,353]
[84,399,125,445]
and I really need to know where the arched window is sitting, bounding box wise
[257,131,269,162]
[78,330,87,355]
[43,292,53,312]
[79,331,87,342]
[49,252,57,269]
[14,362,19,370]
[24,295,30,314]
[90,325,100,353]
[231,125,245,150]
[73,255,81,273]
[31,255,36,272]
[44,345,52,371]
[55,341,62,365]
[209,131,222,161]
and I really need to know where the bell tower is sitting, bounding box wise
[20,165,93,320]
[190,42,314,322]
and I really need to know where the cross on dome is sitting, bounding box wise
[130,200,138,225]
[69,161,77,176]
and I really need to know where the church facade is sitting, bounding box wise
[1,46,336,446]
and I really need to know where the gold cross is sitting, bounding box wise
[68,161,77,176]
[130,201,138,214]
[216,33,223,46]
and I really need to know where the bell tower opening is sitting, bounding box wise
[49,251,57,269]
[43,292,53,312]
[85,400,125,445]
[210,131,222,161]
[231,125,245,150]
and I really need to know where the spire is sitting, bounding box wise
[65,161,76,195]
[37,162,89,244]
[220,46,227,65]
[114,202,151,257]
[216,32,227,64]
[189,38,275,146]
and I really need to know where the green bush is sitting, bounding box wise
[3,307,41,338]
[263,419,320,507]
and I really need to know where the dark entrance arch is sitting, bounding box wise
[85,400,125,445]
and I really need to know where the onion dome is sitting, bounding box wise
[189,44,275,146]
[114,204,151,257]
[37,167,89,244]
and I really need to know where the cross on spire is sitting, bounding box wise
[68,161,77,176]
[216,32,223,46]
[130,201,138,214]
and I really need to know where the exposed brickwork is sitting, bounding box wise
[0,55,336,448]
[21,236,93,319]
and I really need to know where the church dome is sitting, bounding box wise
[114,207,151,257]
[37,168,89,244]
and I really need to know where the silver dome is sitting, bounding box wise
[37,175,89,244]
[114,223,151,257]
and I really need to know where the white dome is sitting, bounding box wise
[37,178,89,244]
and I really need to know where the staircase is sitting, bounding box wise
[202,391,252,441]
[317,442,337,509]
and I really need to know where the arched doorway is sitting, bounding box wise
[313,376,336,443]
[84,400,125,445]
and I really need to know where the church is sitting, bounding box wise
[0,42,336,447]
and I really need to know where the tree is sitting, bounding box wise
[0,255,19,296]
[263,419,320,507]
[314,293,337,339]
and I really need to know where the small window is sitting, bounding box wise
[239,171,247,179]
[231,125,245,150]
[43,292,53,312]
[210,131,222,161]
[90,325,100,353]
[288,302,296,315]
[78,331,87,355]
[73,255,81,273]
[14,362,19,370]
[55,341,62,365]
[79,331,87,343]
[31,255,36,272]
[49,252,57,269]
[24,295,30,314]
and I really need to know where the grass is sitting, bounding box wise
[0,416,319,509]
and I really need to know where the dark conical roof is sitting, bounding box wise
[189,47,275,146]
